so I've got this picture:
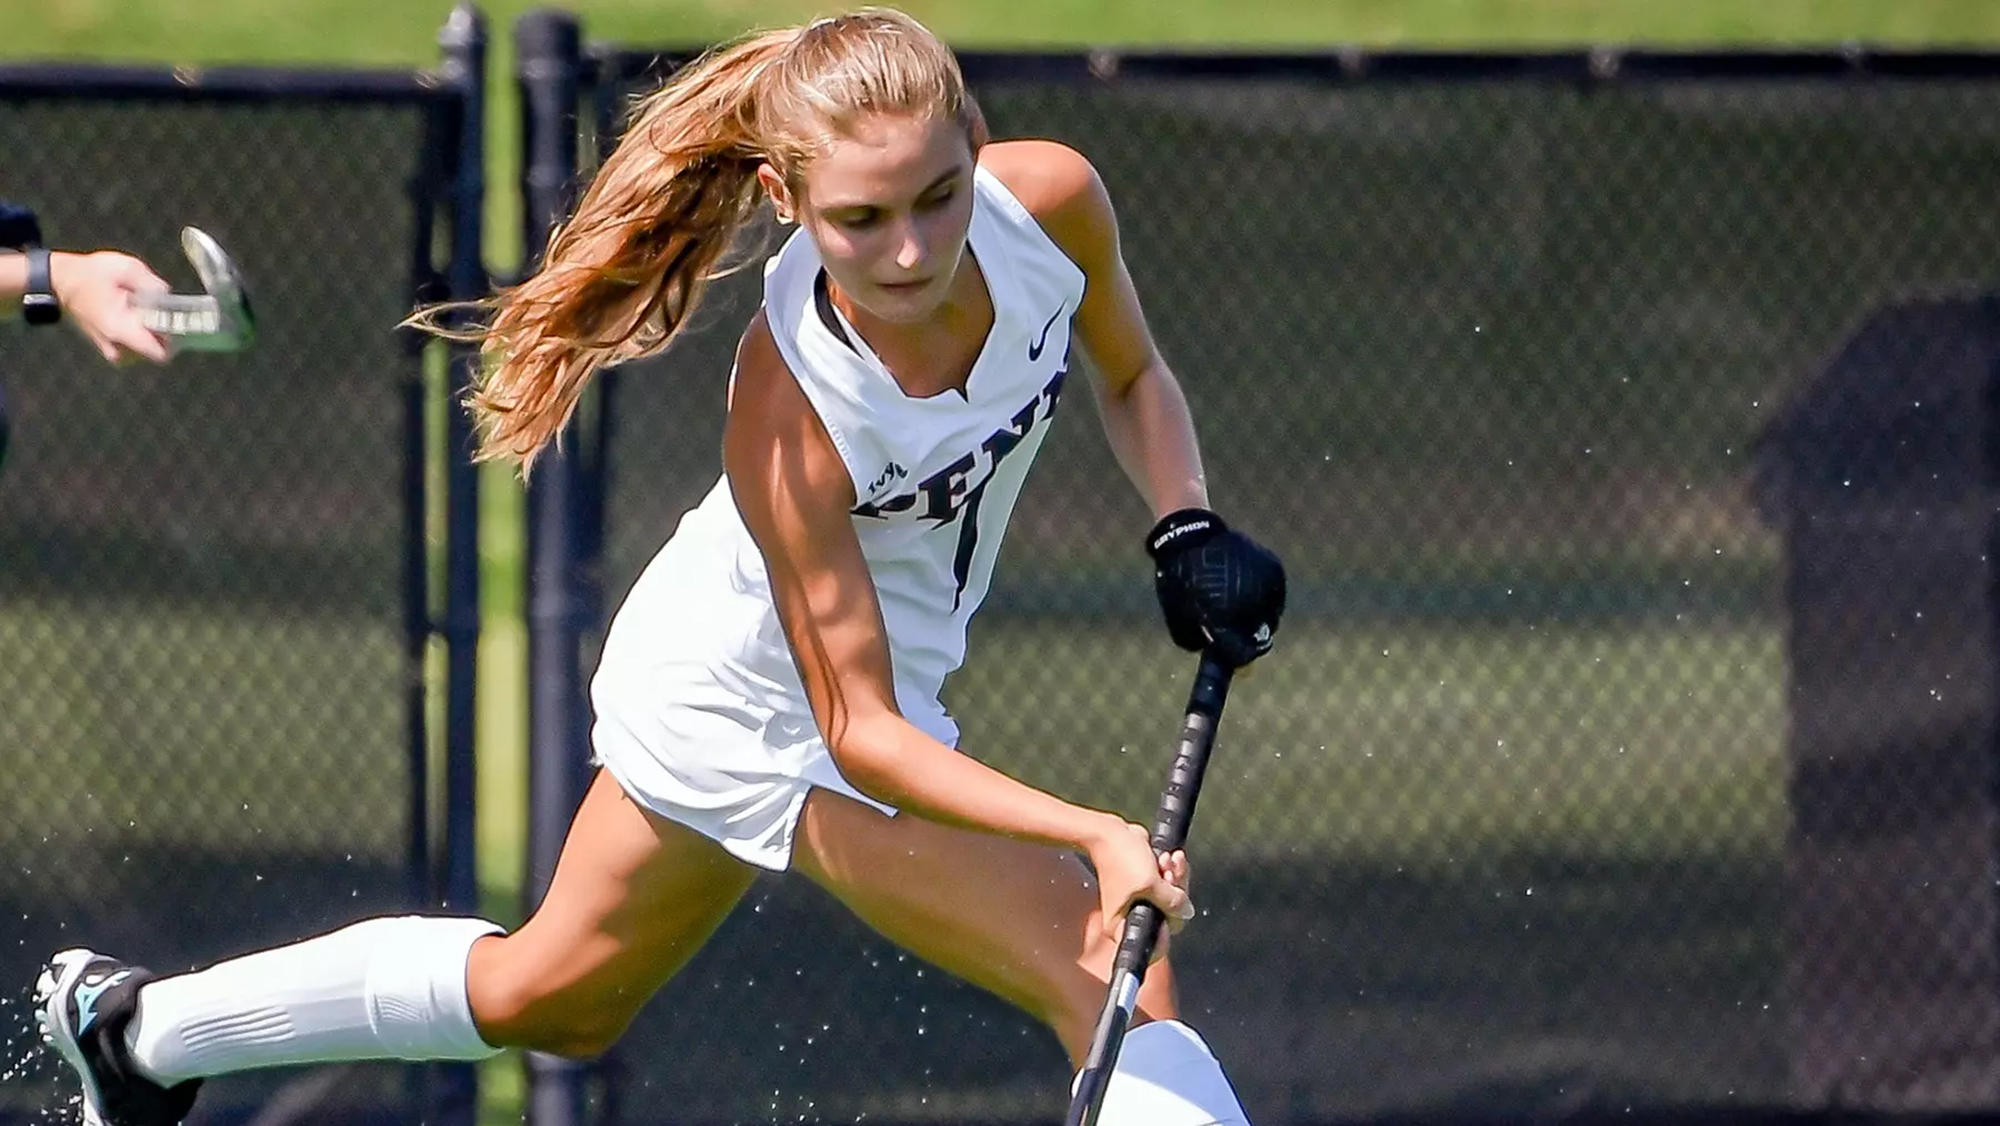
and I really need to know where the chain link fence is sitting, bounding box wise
[0,59,480,1125]
[554,49,2000,1125]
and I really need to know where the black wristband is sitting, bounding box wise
[22,247,60,326]
[1145,507,1225,560]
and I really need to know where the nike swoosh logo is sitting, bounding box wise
[1027,306,1064,362]
[74,969,132,1034]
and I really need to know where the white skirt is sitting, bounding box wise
[587,486,961,871]
[590,659,904,871]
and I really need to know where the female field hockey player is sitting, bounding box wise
[36,10,1287,1126]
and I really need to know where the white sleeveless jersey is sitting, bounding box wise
[596,165,1086,748]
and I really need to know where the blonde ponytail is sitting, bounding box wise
[407,8,979,476]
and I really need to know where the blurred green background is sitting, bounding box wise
[17,0,2000,62]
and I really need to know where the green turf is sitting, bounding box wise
[0,599,410,854]
[951,620,1788,863]
[12,0,2000,65]
[0,605,1785,892]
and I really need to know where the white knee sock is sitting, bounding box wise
[1092,1019,1251,1126]
[123,915,504,1085]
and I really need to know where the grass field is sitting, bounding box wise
[14,0,2000,64]
[0,607,1786,873]
[953,620,1788,862]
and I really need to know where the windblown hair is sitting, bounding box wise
[408,8,983,475]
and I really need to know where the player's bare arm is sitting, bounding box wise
[981,140,1209,519]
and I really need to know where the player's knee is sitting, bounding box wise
[1074,906,1174,984]
[1077,913,1122,984]
[536,1013,632,1061]
[1076,913,1177,1013]
[468,944,637,1058]
[1026,919,1178,1056]
[474,979,634,1058]
[1050,915,1141,1024]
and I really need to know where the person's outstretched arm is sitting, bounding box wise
[2,248,174,364]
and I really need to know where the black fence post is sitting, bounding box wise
[579,52,616,742]
[433,7,489,1126]
[518,10,595,1126]
[437,0,488,929]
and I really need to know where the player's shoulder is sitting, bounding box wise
[724,308,856,498]
[726,308,795,429]
[977,139,1117,266]
[977,139,1101,213]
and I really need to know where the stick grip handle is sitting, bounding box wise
[1150,654,1232,852]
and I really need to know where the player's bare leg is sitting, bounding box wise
[792,786,1175,1061]
[792,789,1249,1125]
[466,769,755,1055]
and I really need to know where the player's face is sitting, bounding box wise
[790,112,976,324]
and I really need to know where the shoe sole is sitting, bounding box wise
[35,947,110,1126]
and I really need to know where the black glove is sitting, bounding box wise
[1146,507,1287,668]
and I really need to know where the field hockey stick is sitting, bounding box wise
[133,226,255,353]
[1065,650,1235,1126]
